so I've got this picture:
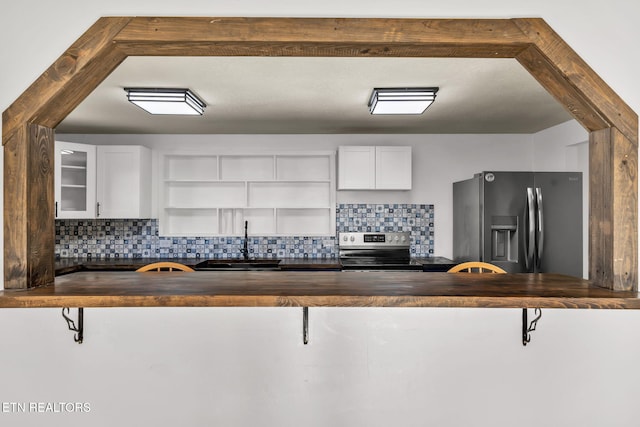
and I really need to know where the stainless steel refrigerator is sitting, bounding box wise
[453,171,582,276]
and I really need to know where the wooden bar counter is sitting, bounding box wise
[1,271,639,309]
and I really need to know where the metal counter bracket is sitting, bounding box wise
[62,307,84,344]
[57,304,540,347]
[303,307,309,345]
[522,308,542,346]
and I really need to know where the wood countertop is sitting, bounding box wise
[1,271,639,309]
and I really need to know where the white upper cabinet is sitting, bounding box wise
[338,146,412,190]
[375,146,412,190]
[55,142,151,219]
[96,146,152,219]
[337,146,376,190]
[55,141,97,218]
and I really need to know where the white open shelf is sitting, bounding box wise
[159,152,335,236]
[220,155,274,180]
[165,155,218,181]
[165,208,219,236]
[276,155,331,181]
[248,182,331,208]
[166,181,246,208]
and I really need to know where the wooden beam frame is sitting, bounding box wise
[3,17,637,291]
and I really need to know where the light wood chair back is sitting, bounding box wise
[447,261,507,274]
[136,262,195,272]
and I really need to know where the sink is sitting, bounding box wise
[195,259,282,271]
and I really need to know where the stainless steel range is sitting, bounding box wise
[339,231,423,271]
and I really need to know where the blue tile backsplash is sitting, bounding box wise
[55,204,434,259]
[336,204,434,256]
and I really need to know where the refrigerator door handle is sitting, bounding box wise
[525,187,535,270]
[535,187,544,270]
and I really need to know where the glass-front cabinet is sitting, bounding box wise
[54,141,96,218]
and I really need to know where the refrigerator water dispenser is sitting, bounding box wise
[490,216,518,262]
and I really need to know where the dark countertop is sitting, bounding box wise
[55,256,455,275]
[413,257,457,271]
[278,259,342,270]
[55,257,343,275]
[55,258,173,275]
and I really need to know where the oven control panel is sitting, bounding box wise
[339,232,410,248]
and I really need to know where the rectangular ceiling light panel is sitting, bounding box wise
[369,88,439,115]
[125,88,206,115]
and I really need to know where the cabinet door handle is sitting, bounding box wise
[55,201,58,218]
[96,202,101,218]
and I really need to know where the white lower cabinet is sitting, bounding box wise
[159,152,335,236]
[55,142,152,219]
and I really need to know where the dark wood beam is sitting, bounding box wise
[115,17,528,58]
[513,18,638,291]
[513,18,638,145]
[516,45,610,132]
[114,41,528,59]
[4,124,55,289]
[2,17,637,291]
[590,128,638,290]
[114,17,531,45]
[2,17,129,289]
[113,18,531,58]
[2,17,131,143]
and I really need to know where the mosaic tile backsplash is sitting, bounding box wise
[55,204,434,259]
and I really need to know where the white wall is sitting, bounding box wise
[532,120,588,170]
[2,2,640,427]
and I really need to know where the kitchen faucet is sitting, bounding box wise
[240,220,249,260]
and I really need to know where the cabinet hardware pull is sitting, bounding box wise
[55,201,58,218]
[96,202,100,217]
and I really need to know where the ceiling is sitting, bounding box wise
[56,56,573,135]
